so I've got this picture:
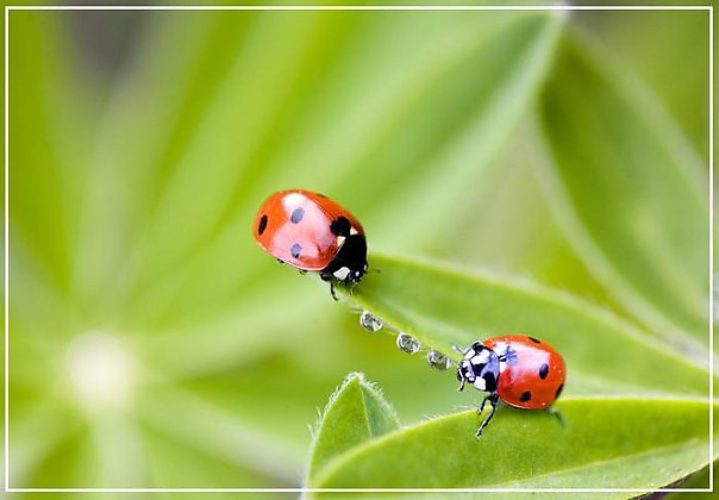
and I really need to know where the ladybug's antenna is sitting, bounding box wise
[451,343,465,355]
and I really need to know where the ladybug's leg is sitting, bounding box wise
[476,393,491,415]
[476,393,498,439]
[319,272,339,302]
[547,406,566,428]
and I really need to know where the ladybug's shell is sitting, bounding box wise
[253,190,364,271]
[484,335,566,410]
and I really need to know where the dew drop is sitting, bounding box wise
[426,350,452,370]
[359,311,383,333]
[396,333,420,354]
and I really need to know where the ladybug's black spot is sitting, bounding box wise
[258,215,268,235]
[555,384,564,400]
[290,207,304,224]
[539,363,549,379]
[520,391,532,402]
[528,336,541,344]
[330,216,351,237]
[290,243,302,259]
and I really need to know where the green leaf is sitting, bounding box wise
[339,254,710,397]
[665,460,714,496]
[310,397,715,489]
[136,383,304,484]
[69,11,259,316]
[140,423,284,489]
[573,10,709,157]
[10,400,85,487]
[9,10,97,296]
[345,11,564,252]
[306,372,399,482]
[536,32,709,349]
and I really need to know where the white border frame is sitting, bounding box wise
[3,3,714,495]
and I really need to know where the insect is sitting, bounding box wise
[253,189,368,298]
[455,335,566,438]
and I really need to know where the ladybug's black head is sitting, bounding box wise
[321,234,368,285]
[456,342,500,394]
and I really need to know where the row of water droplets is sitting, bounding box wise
[359,311,453,370]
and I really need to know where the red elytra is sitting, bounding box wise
[253,189,368,286]
[483,335,566,410]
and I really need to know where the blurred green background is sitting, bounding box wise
[5,0,712,494]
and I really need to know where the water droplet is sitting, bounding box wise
[426,350,452,370]
[359,311,383,332]
[396,333,420,354]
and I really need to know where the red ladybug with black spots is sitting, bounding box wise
[455,335,566,438]
[253,190,368,296]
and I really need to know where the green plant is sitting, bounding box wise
[307,373,713,490]
[7,5,713,497]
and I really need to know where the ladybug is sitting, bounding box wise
[455,335,566,438]
[253,189,368,297]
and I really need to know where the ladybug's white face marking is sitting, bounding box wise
[457,342,500,394]
[350,226,359,236]
[471,349,490,366]
[333,267,351,281]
